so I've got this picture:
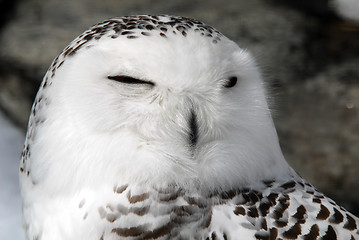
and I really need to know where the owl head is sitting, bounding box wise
[24,15,291,193]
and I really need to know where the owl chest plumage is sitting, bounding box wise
[23,179,359,240]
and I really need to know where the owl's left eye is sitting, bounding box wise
[107,76,155,86]
[224,77,237,88]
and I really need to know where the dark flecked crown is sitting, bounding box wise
[47,15,223,79]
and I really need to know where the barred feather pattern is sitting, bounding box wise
[75,179,359,240]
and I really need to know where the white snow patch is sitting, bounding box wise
[332,0,359,22]
[0,111,25,240]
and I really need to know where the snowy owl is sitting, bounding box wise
[20,15,359,240]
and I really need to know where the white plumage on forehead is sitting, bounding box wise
[20,15,358,240]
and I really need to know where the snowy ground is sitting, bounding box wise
[0,111,25,239]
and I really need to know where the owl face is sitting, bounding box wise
[54,30,264,145]
[27,16,288,191]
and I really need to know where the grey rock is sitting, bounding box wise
[276,59,359,212]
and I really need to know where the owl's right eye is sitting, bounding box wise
[224,76,237,88]
[107,76,155,86]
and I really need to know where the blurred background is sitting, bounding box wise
[0,0,358,239]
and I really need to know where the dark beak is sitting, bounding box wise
[188,109,198,148]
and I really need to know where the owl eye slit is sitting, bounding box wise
[107,76,155,86]
[224,76,237,88]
